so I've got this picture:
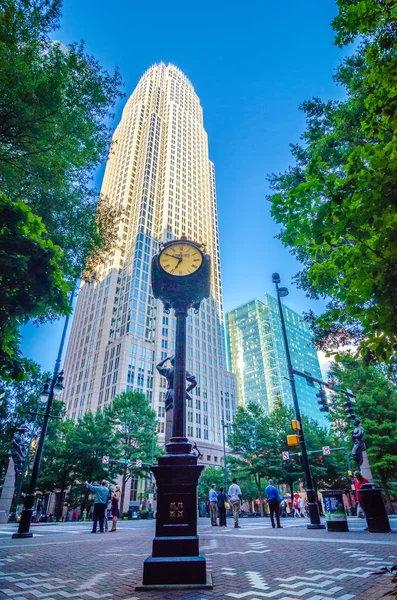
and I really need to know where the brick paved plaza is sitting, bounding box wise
[0,518,396,600]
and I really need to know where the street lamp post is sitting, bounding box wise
[12,371,64,538]
[148,424,156,518]
[272,273,325,529]
[221,419,229,491]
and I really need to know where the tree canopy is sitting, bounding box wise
[0,193,70,380]
[329,354,397,509]
[267,0,397,364]
[227,401,350,510]
[0,0,123,381]
[109,390,159,512]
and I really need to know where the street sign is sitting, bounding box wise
[322,446,331,455]
[136,459,142,467]
[102,456,109,464]
[148,493,154,501]
[282,452,290,461]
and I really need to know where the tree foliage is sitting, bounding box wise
[0,360,47,479]
[227,401,350,507]
[0,193,70,380]
[0,0,123,380]
[109,390,159,511]
[267,0,397,364]
[329,354,397,508]
[0,0,124,278]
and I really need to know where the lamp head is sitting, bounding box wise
[278,287,289,298]
[272,273,281,284]
[54,371,64,397]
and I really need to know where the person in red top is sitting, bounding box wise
[354,471,369,516]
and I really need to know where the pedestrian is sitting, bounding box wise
[103,483,111,532]
[280,499,287,518]
[36,500,43,523]
[209,484,218,526]
[85,480,109,533]
[293,495,300,518]
[265,479,283,529]
[298,496,305,517]
[354,471,369,518]
[217,486,228,527]
[72,507,79,522]
[82,509,87,520]
[228,477,242,529]
[110,485,121,532]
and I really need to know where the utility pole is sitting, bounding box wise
[272,273,325,529]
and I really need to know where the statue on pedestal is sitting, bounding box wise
[11,425,27,478]
[351,419,365,469]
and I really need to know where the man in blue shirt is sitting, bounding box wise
[265,479,282,529]
[85,480,110,533]
[208,484,218,526]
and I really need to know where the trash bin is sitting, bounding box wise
[359,484,391,533]
[321,490,349,532]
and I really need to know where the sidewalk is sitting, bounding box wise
[0,518,395,599]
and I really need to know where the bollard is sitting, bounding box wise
[359,484,391,533]
[321,490,349,532]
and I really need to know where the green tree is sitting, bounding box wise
[109,391,158,513]
[197,465,224,501]
[0,194,70,380]
[227,403,279,515]
[65,410,121,509]
[36,414,76,520]
[329,354,397,510]
[267,1,397,364]
[0,360,47,484]
[0,0,124,278]
[0,0,123,380]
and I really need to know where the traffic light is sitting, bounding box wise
[316,388,329,412]
[287,434,300,447]
[343,398,356,420]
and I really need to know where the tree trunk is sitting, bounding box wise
[120,464,128,514]
[378,470,393,514]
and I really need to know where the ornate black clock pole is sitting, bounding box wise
[136,236,212,590]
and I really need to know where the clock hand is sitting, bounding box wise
[164,253,181,259]
[170,256,183,274]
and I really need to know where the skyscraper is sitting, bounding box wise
[226,294,327,426]
[63,64,236,474]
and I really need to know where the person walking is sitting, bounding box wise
[293,495,300,518]
[209,484,218,526]
[298,495,305,517]
[354,471,369,518]
[265,479,282,529]
[85,480,109,533]
[217,486,228,527]
[110,485,121,532]
[228,477,242,529]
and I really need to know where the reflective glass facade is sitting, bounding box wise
[226,294,327,426]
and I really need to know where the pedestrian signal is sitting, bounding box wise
[291,419,301,431]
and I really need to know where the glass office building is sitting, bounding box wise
[226,294,328,426]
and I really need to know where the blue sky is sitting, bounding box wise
[21,0,350,373]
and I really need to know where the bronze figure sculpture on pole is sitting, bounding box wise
[156,355,197,443]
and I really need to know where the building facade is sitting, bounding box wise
[226,294,327,426]
[62,64,237,482]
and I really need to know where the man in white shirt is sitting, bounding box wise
[228,478,242,528]
[208,484,218,526]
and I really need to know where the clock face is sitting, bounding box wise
[159,243,203,276]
